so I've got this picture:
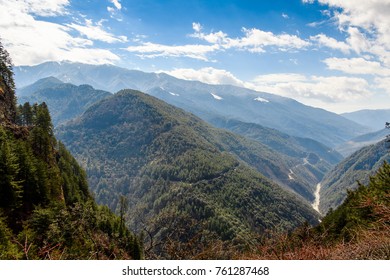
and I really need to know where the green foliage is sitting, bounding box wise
[0,40,17,123]
[0,128,23,212]
[0,41,15,92]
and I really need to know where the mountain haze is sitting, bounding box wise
[14,61,368,148]
[342,109,390,131]
[336,128,389,157]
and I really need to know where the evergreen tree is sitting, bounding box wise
[0,40,17,123]
[0,128,22,211]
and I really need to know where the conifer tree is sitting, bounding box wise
[0,40,17,123]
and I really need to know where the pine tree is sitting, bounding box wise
[0,128,22,211]
[0,40,17,123]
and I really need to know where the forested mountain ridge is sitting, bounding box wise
[210,118,342,165]
[0,42,142,260]
[319,139,390,214]
[58,89,320,258]
[14,61,369,148]
[17,77,111,126]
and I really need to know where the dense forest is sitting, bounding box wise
[0,41,142,259]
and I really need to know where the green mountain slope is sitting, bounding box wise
[210,117,342,174]
[18,77,111,126]
[320,140,390,213]
[58,89,319,258]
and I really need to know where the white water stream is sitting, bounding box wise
[312,183,321,213]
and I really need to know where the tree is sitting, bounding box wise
[0,128,22,211]
[0,39,17,123]
[119,195,129,237]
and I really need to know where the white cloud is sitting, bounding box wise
[190,22,229,44]
[310,33,351,53]
[305,0,390,104]
[346,27,370,54]
[251,73,371,103]
[110,0,122,10]
[324,57,390,76]
[282,13,289,19]
[67,19,128,43]
[162,67,246,87]
[252,73,307,84]
[230,28,310,52]
[192,22,202,33]
[198,25,310,51]
[308,0,390,67]
[0,0,121,65]
[124,42,220,61]
[15,0,70,16]
[126,22,310,62]
[375,77,390,93]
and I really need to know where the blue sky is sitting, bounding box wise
[1,0,390,113]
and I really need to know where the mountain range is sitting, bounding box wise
[14,61,369,148]
[18,77,345,202]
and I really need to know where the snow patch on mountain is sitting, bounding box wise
[159,87,179,96]
[210,92,223,100]
[254,97,269,103]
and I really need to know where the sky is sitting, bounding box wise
[0,0,390,113]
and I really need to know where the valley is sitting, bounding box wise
[3,55,389,260]
[1,0,390,263]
